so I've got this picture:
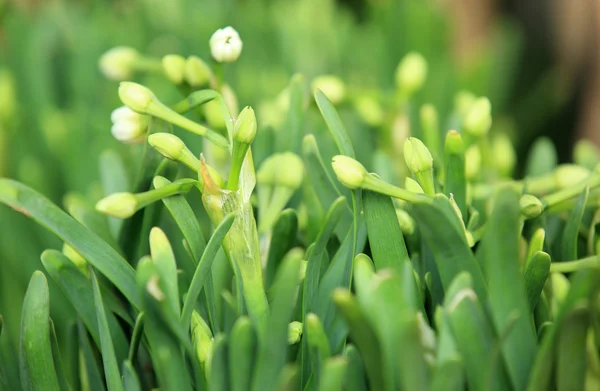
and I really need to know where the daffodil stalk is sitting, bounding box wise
[96,178,199,219]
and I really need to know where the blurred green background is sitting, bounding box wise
[0,0,586,387]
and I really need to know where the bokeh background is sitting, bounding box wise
[0,0,598,387]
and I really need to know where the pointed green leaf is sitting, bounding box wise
[229,317,256,391]
[314,89,355,158]
[561,187,589,261]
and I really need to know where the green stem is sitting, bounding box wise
[542,174,600,208]
[136,179,198,208]
[147,100,229,149]
[550,255,600,273]
[363,175,432,204]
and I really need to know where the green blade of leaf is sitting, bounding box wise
[430,358,465,391]
[181,213,235,330]
[443,130,467,220]
[479,187,538,390]
[77,320,106,391]
[556,305,589,391]
[266,209,298,288]
[91,270,124,391]
[317,357,347,391]
[19,271,60,391]
[149,227,180,315]
[306,313,331,386]
[0,179,139,308]
[561,187,589,261]
[122,361,141,391]
[314,89,355,158]
[41,250,129,363]
[229,317,257,391]
[65,193,120,251]
[343,345,367,391]
[209,335,230,391]
[252,255,302,391]
[128,313,145,364]
[524,251,551,311]
[411,194,487,299]
[332,288,385,391]
[99,150,130,239]
[363,190,410,272]
[280,74,306,153]
[49,319,72,391]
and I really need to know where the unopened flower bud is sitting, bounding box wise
[405,177,424,194]
[454,91,476,118]
[312,75,346,105]
[463,97,492,137]
[184,56,212,87]
[162,54,186,85]
[191,311,213,369]
[95,192,138,219]
[62,243,87,275]
[257,154,280,186]
[396,209,415,235]
[520,194,544,219]
[148,133,186,161]
[404,137,433,174]
[492,133,516,177]
[465,145,482,181]
[354,95,384,126]
[118,82,157,114]
[209,26,243,63]
[574,139,600,170]
[277,152,304,189]
[395,52,428,96]
[288,321,303,345]
[99,46,140,81]
[234,106,257,144]
[332,155,368,189]
[204,100,226,129]
[554,164,590,189]
[110,106,148,144]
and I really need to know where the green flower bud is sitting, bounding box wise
[191,311,213,369]
[95,192,138,219]
[574,139,600,170]
[331,155,368,189]
[520,194,544,219]
[276,152,304,189]
[554,164,590,189]
[454,90,476,118]
[354,95,384,126]
[405,177,424,194]
[234,106,257,144]
[257,154,280,186]
[118,82,156,114]
[162,54,186,85]
[312,75,346,105]
[184,55,212,87]
[404,137,433,174]
[396,209,415,235]
[204,99,226,129]
[62,243,88,275]
[395,52,428,96]
[492,133,516,177]
[288,321,303,345]
[99,46,140,81]
[148,132,186,161]
[465,145,482,181]
[463,97,492,137]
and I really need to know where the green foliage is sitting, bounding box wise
[1,1,600,390]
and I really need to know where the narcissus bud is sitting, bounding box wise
[209,26,243,63]
[162,54,186,85]
[95,192,138,219]
[118,82,156,114]
[184,56,212,87]
[148,133,186,161]
[396,209,415,235]
[276,152,304,189]
[288,321,303,345]
[99,46,140,81]
[554,164,590,189]
[395,52,428,96]
[110,106,148,144]
[463,97,492,137]
[312,75,346,105]
[492,133,516,177]
[465,145,482,181]
[520,194,544,219]
[234,106,257,144]
[454,91,476,118]
[574,140,600,170]
[404,137,433,174]
[331,155,368,189]
[354,95,384,126]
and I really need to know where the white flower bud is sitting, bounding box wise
[96,192,138,219]
[332,155,368,189]
[209,26,243,63]
[184,56,212,87]
[99,46,140,81]
[110,106,148,144]
[162,54,186,85]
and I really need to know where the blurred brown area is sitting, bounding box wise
[449,0,600,147]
